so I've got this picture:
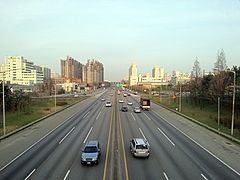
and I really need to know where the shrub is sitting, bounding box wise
[56,101,68,106]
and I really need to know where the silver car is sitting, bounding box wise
[81,141,101,165]
[134,106,141,113]
[130,138,150,158]
[105,101,112,107]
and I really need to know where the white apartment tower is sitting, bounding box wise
[152,65,160,78]
[152,65,164,79]
[3,56,44,85]
[129,64,138,86]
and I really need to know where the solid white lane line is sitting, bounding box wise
[96,111,102,120]
[143,113,151,121]
[83,111,90,119]
[201,173,208,180]
[24,169,36,180]
[63,170,70,180]
[130,113,136,121]
[163,172,169,180]
[83,127,93,144]
[0,114,75,172]
[158,128,175,147]
[59,127,75,144]
[139,128,147,140]
[152,110,240,177]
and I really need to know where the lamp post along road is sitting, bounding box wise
[231,71,236,136]
[2,75,6,136]
[55,79,57,112]
[179,82,182,112]
[1,68,24,136]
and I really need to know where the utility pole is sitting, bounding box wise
[230,71,236,136]
[218,97,220,132]
[179,82,182,112]
[2,73,5,136]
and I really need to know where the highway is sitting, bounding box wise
[0,89,240,180]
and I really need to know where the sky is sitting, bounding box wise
[0,0,240,81]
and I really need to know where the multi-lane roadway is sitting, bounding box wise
[0,89,240,180]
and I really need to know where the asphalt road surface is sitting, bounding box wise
[0,89,240,180]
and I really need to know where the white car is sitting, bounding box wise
[101,98,105,101]
[105,101,112,107]
[119,100,124,103]
[127,102,133,106]
[134,106,141,113]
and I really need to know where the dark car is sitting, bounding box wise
[121,106,128,112]
[81,140,101,165]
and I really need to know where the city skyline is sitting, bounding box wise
[0,0,240,81]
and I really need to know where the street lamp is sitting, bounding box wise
[179,82,182,112]
[2,74,6,135]
[229,71,236,136]
[55,78,57,112]
[1,68,24,136]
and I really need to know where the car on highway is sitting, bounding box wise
[119,99,124,103]
[130,138,150,158]
[133,106,141,113]
[74,94,79,97]
[121,105,128,112]
[127,102,133,106]
[105,101,112,107]
[101,98,105,101]
[81,140,101,165]
[123,93,127,97]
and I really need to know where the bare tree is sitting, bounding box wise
[208,71,231,103]
[214,49,227,74]
[191,57,201,79]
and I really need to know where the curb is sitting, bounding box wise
[0,96,88,141]
[154,101,240,145]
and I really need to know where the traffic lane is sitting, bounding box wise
[0,96,95,167]
[144,110,240,180]
[67,99,112,180]
[0,90,108,167]
[29,98,105,179]
[135,111,205,180]
[128,109,202,180]
[0,93,106,180]
[130,94,240,178]
[119,109,167,180]
[28,97,105,179]
[150,99,240,174]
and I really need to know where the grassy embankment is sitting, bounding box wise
[0,96,88,136]
[151,95,240,140]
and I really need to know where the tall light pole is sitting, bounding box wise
[179,82,182,112]
[230,71,236,136]
[55,78,57,112]
[1,68,23,135]
[2,73,6,135]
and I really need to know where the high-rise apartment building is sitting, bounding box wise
[129,63,138,86]
[61,56,84,82]
[35,65,51,82]
[152,65,160,78]
[152,65,164,79]
[86,59,104,86]
[2,56,44,85]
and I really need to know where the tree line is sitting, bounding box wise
[184,49,239,128]
[0,85,31,113]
